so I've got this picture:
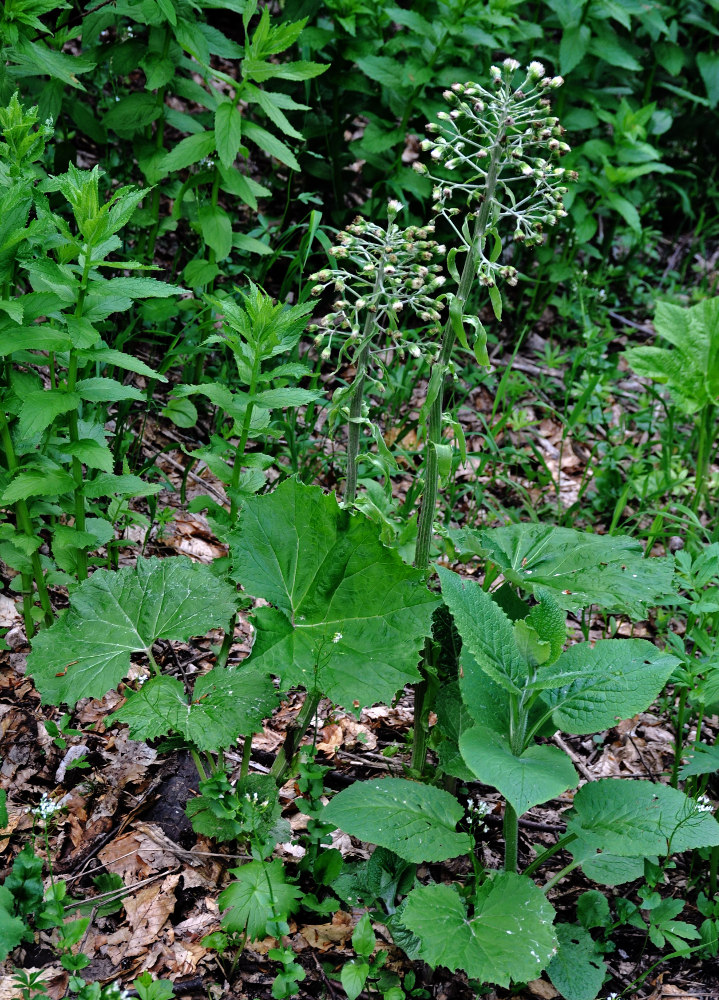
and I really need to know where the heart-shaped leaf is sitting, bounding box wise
[566,779,719,860]
[323,778,471,864]
[459,728,577,815]
[402,875,557,987]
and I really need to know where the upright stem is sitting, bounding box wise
[410,149,502,776]
[270,689,322,785]
[414,146,502,570]
[229,352,261,520]
[692,403,715,515]
[670,685,688,788]
[503,805,519,873]
[66,247,94,581]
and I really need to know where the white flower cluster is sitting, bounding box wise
[466,796,493,832]
[694,793,715,814]
[414,59,574,287]
[309,200,447,368]
[32,793,60,822]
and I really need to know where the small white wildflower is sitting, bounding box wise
[387,199,404,215]
[332,632,343,643]
[527,61,545,79]
[503,58,520,72]
[696,794,714,813]
[33,793,59,821]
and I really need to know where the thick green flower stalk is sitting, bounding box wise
[410,60,574,774]
[412,59,574,572]
[309,201,444,503]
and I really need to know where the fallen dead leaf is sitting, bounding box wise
[527,979,560,998]
[299,910,354,951]
[109,872,181,959]
[0,967,67,1000]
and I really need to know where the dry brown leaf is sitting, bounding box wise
[527,979,560,998]
[0,967,68,1000]
[299,910,354,951]
[115,872,180,959]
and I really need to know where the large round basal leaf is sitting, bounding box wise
[437,567,527,695]
[229,480,439,710]
[459,728,577,816]
[111,667,276,752]
[537,640,679,734]
[566,779,719,859]
[547,924,606,1000]
[28,557,239,707]
[220,859,302,940]
[402,875,557,987]
[450,523,675,617]
[323,778,471,864]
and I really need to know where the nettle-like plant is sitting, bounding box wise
[0,95,180,631]
[167,284,320,523]
[624,297,719,514]
[325,570,719,994]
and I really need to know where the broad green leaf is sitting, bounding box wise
[252,387,323,409]
[566,779,719,859]
[78,347,166,381]
[159,130,216,175]
[1,468,74,503]
[547,924,606,1000]
[438,567,526,694]
[0,886,28,960]
[76,377,144,403]
[538,639,679,734]
[697,51,719,107]
[214,101,243,168]
[458,650,511,734]
[27,557,238,706]
[112,668,276,752]
[341,962,369,1000]
[220,860,302,939]
[14,38,95,88]
[678,742,719,779]
[452,523,675,616]
[436,682,475,780]
[198,205,232,260]
[104,93,162,135]
[57,439,114,473]
[323,778,471,864]
[17,390,81,438]
[560,25,590,74]
[98,277,182,299]
[460,728,577,815]
[230,480,438,709]
[356,55,407,90]
[82,473,162,498]
[402,876,557,987]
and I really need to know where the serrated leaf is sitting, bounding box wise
[402,875,557,987]
[214,101,243,167]
[76,377,144,402]
[1,468,74,503]
[198,205,232,260]
[0,886,28,960]
[459,728,577,815]
[220,860,302,939]
[159,130,216,175]
[438,567,526,694]
[252,387,323,409]
[547,924,606,1000]
[17,390,81,438]
[452,523,675,616]
[27,557,238,707]
[82,473,162,498]
[241,121,299,170]
[323,778,471,864]
[230,480,438,709]
[566,779,719,859]
[537,639,679,734]
[112,668,276,751]
[57,439,114,473]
